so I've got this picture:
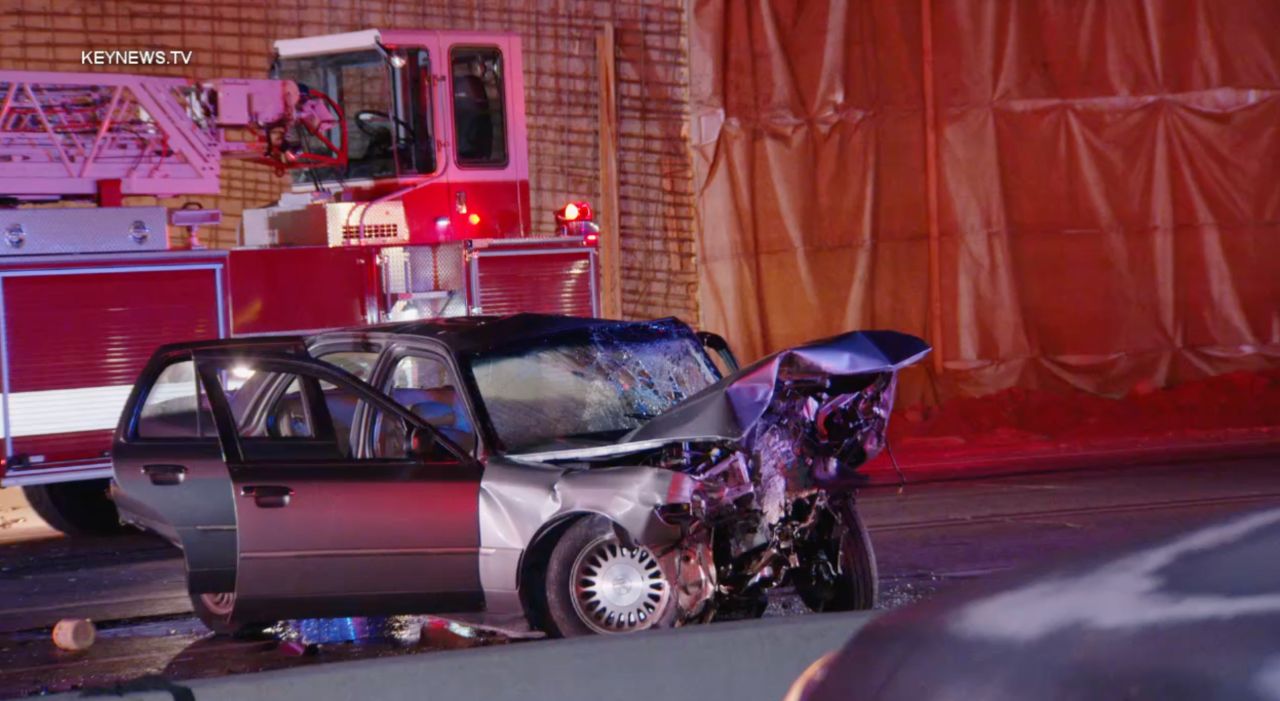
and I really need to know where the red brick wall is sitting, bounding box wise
[1,0,698,320]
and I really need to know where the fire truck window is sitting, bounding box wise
[277,50,402,183]
[407,49,437,175]
[387,354,476,453]
[451,47,507,167]
[137,361,215,439]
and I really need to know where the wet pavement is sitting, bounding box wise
[1,456,1278,698]
[863,456,1280,609]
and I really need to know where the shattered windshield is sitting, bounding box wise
[467,323,720,453]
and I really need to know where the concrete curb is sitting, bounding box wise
[58,612,875,701]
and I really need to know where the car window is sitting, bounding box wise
[451,47,507,166]
[387,354,476,453]
[250,376,315,439]
[316,351,378,383]
[371,409,413,460]
[206,370,327,443]
[136,360,216,439]
[204,363,410,462]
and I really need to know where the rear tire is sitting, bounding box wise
[190,592,264,638]
[540,515,676,637]
[22,479,123,536]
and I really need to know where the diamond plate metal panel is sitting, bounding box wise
[0,207,169,255]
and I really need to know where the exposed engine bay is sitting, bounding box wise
[568,370,901,623]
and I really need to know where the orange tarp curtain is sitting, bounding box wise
[690,0,1280,402]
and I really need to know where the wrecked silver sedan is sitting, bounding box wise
[111,314,928,637]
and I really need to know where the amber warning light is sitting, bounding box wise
[555,201,599,243]
[555,201,592,223]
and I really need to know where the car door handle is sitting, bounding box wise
[241,485,294,509]
[142,464,186,486]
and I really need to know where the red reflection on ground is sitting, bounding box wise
[869,369,1280,482]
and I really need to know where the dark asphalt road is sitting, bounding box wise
[1,456,1277,698]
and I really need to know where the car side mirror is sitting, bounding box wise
[697,331,739,373]
[407,426,454,463]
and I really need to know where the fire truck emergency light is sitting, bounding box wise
[555,201,593,224]
[555,201,599,243]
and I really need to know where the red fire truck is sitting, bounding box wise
[0,29,601,533]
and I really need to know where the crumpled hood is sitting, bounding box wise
[624,329,931,444]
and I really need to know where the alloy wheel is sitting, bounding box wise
[569,537,669,633]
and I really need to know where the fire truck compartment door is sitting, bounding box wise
[111,349,238,595]
[2,262,223,477]
[468,245,598,317]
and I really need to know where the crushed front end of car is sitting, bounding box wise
[509,328,930,624]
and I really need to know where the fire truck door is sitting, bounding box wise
[111,350,238,596]
[390,43,453,241]
[443,36,530,237]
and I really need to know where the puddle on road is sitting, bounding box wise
[266,615,495,650]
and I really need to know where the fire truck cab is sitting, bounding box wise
[261,29,532,243]
[0,29,600,533]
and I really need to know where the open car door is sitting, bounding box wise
[112,338,307,595]
[191,349,483,622]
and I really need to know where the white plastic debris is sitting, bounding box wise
[52,618,95,651]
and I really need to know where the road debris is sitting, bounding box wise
[52,618,96,651]
[420,619,485,650]
[277,640,316,657]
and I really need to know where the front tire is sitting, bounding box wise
[541,516,675,637]
[798,502,878,611]
[22,479,123,536]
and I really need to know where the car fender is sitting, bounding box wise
[477,458,685,618]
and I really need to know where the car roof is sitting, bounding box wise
[317,313,694,355]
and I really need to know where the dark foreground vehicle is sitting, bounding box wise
[785,507,1280,701]
[111,314,928,637]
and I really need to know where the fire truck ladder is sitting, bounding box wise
[0,71,345,203]
[0,72,225,200]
